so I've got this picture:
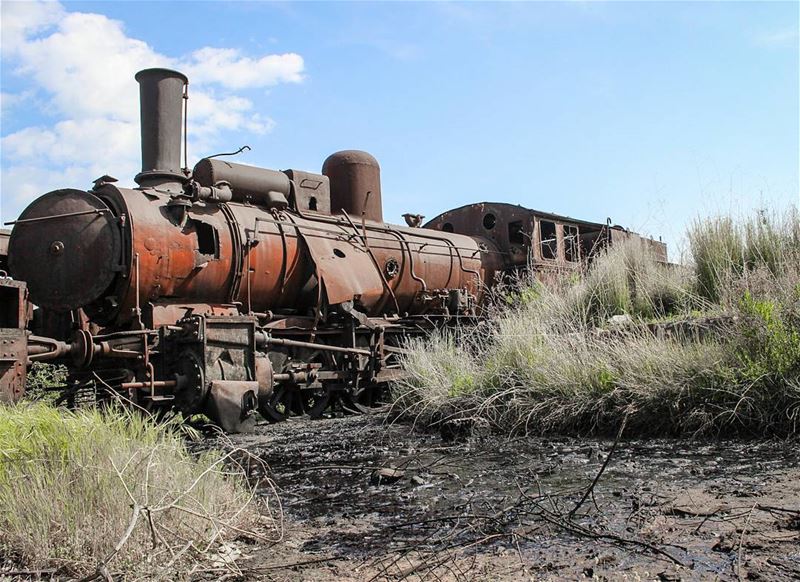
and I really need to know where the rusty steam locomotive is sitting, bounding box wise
[0,68,665,431]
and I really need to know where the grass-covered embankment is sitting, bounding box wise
[0,404,278,578]
[393,208,800,437]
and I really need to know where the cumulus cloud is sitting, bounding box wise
[0,1,304,220]
[0,0,66,57]
[184,48,305,89]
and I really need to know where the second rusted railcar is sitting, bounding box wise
[425,202,667,276]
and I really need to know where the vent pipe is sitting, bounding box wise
[134,68,188,189]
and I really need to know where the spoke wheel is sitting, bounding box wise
[260,385,332,422]
[291,386,332,419]
[260,384,293,422]
[341,383,390,415]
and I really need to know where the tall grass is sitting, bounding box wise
[0,403,279,578]
[690,207,800,304]
[394,208,800,437]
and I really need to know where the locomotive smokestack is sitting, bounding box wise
[134,68,188,189]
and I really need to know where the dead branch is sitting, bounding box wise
[569,413,628,519]
[531,503,686,567]
[736,502,758,582]
[79,502,142,582]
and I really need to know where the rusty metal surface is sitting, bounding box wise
[0,328,27,403]
[205,380,258,433]
[425,202,668,269]
[290,212,499,315]
[322,150,384,222]
[8,189,121,311]
[148,303,240,328]
[47,182,500,325]
[284,169,331,215]
[0,277,28,402]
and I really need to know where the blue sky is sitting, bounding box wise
[2,1,798,257]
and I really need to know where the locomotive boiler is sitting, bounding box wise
[5,69,502,430]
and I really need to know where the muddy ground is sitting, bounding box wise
[211,414,799,581]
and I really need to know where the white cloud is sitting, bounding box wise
[184,48,305,89]
[13,11,165,121]
[753,26,799,49]
[3,118,140,164]
[190,93,276,137]
[1,164,118,215]
[0,1,305,220]
[0,0,66,57]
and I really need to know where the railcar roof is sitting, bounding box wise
[424,201,631,232]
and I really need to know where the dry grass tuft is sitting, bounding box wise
[0,403,281,579]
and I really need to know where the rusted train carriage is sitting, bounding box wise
[1,68,667,431]
[425,203,667,275]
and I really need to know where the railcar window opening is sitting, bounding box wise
[195,221,220,259]
[580,228,606,261]
[508,220,525,245]
[309,196,318,211]
[442,223,454,232]
[483,213,496,230]
[540,220,558,260]
[564,224,579,262]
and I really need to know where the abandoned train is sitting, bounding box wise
[0,68,665,431]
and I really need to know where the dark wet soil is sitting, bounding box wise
[218,414,800,581]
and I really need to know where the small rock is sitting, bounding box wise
[608,314,633,327]
[411,475,426,486]
[370,467,405,485]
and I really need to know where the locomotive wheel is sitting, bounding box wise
[341,383,390,414]
[293,387,332,418]
[260,385,331,423]
[260,347,337,422]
